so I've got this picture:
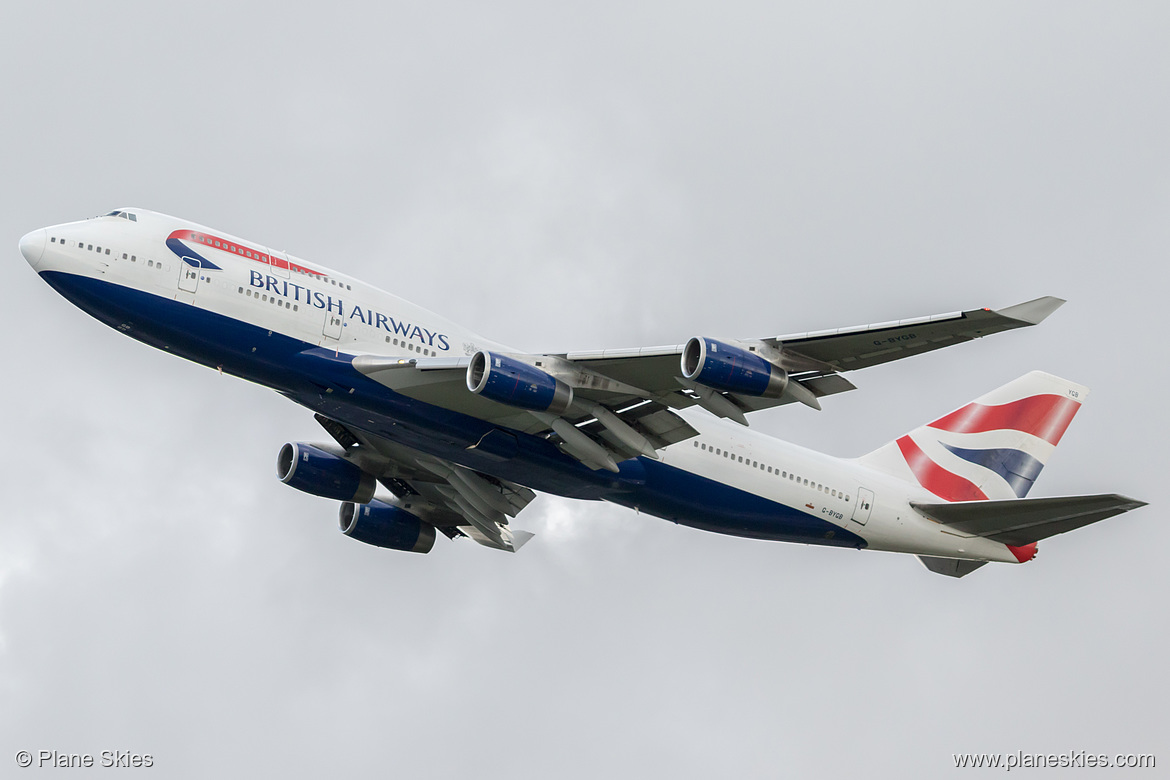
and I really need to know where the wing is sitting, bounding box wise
[316,414,537,552]
[762,295,1065,372]
[352,297,1063,472]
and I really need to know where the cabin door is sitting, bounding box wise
[851,487,875,525]
[178,259,200,293]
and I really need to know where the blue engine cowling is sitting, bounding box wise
[339,499,436,553]
[681,338,789,398]
[277,443,377,503]
[467,351,573,415]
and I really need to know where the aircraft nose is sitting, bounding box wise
[20,228,46,269]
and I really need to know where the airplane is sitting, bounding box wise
[19,208,1145,577]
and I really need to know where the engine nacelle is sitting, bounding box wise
[277,442,376,504]
[339,499,436,553]
[467,351,573,415]
[681,338,789,399]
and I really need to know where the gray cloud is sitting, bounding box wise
[2,1,1167,777]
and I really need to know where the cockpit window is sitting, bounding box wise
[103,210,138,222]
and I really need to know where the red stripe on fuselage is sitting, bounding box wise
[896,436,989,502]
[927,394,1080,446]
[166,229,324,278]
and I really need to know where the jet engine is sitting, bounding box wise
[339,499,436,553]
[681,337,789,398]
[277,442,376,503]
[467,351,573,415]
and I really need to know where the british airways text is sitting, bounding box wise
[249,271,450,350]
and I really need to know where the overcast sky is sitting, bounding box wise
[2,2,1167,777]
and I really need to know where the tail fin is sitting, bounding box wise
[857,371,1087,501]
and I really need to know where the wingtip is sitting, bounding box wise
[994,296,1066,325]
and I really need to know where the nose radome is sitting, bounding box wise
[19,229,46,268]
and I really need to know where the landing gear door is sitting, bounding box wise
[178,259,200,293]
[851,487,875,525]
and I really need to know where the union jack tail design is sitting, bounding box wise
[857,371,1087,501]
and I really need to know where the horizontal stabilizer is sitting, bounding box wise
[911,494,1147,547]
[918,556,989,578]
[510,530,535,551]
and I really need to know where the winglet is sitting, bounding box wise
[994,296,1065,326]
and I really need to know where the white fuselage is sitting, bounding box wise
[21,209,1022,564]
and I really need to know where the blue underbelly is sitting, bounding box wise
[614,458,866,548]
[40,271,867,549]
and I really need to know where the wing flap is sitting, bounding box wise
[313,415,538,552]
[911,493,1147,546]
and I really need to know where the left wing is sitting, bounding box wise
[316,414,537,552]
[353,297,1063,473]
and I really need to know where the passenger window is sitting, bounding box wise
[105,249,110,255]
[147,260,154,267]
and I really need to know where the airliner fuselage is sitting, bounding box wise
[22,209,1140,575]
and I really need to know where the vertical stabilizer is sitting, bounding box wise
[857,371,1087,501]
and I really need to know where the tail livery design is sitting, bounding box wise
[862,371,1085,501]
[861,372,1143,576]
